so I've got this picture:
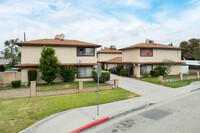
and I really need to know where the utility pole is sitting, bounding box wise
[24,32,26,42]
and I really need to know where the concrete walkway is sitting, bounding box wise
[19,75,200,133]
[109,74,171,95]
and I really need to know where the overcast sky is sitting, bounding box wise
[0,0,200,50]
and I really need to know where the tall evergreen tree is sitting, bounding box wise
[39,47,60,84]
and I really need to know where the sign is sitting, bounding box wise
[97,65,102,77]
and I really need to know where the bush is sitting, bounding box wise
[120,69,126,77]
[115,64,123,75]
[28,70,37,83]
[143,73,150,78]
[150,70,160,77]
[60,66,79,82]
[11,80,21,88]
[92,70,110,83]
[154,66,167,76]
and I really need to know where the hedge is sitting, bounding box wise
[11,80,21,88]
[150,70,160,77]
[92,70,110,83]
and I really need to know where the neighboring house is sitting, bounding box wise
[97,46,122,70]
[15,34,101,83]
[0,59,10,72]
[181,60,200,74]
[119,40,184,78]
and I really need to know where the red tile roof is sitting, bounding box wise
[120,43,184,50]
[16,39,101,48]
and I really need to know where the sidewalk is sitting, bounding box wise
[19,79,200,133]
[19,97,148,133]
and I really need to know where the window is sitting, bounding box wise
[140,65,152,74]
[78,67,93,78]
[140,49,153,56]
[77,47,94,56]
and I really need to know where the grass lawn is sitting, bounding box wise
[0,88,139,133]
[139,75,200,88]
[0,85,29,90]
[37,81,110,91]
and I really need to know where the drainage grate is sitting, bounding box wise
[139,108,171,121]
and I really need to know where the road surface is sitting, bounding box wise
[85,90,200,133]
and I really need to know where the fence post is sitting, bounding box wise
[179,73,183,81]
[159,76,163,83]
[30,81,36,97]
[197,72,200,79]
[114,79,119,89]
[78,81,84,93]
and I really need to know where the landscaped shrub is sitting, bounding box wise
[28,70,37,83]
[143,73,150,78]
[120,69,127,77]
[11,80,21,88]
[115,64,123,75]
[60,66,79,82]
[150,70,160,77]
[92,70,110,83]
[154,65,167,76]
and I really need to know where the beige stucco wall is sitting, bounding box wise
[153,64,181,75]
[21,68,94,84]
[97,53,121,62]
[122,49,139,62]
[122,48,181,62]
[21,46,98,64]
[21,68,63,83]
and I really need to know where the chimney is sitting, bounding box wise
[55,33,65,41]
[55,34,59,40]
[145,39,154,44]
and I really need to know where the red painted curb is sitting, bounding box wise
[70,117,109,133]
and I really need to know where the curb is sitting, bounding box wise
[70,103,149,133]
[69,117,109,133]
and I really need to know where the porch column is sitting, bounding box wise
[132,64,135,78]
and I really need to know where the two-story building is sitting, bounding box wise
[16,34,101,83]
[119,40,184,78]
[97,46,122,70]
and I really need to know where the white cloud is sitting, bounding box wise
[0,0,200,52]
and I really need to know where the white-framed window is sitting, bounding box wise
[78,67,93,78]
[140,65,153,74]
[77,47,94,56]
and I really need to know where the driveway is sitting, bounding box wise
[109,74,171,95]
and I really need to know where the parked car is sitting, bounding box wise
[108,66,117,74]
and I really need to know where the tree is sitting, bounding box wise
[180,38,200,60]
[163,59,175,75]
[0,38,20,69]
[39,47,60,84]
[60,66,79,82]
[193,47,200,60]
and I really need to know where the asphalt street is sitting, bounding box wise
[85,90,200,133]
